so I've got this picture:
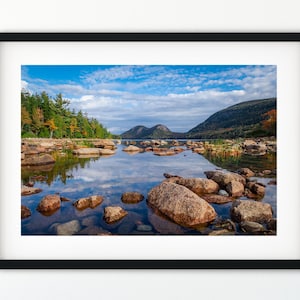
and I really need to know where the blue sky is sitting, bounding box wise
[21,65,276,134]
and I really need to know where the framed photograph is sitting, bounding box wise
[0,33,300,269]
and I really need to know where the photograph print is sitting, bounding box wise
[21,65,277,236]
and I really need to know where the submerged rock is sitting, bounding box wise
[121,192,144,204]
[37,194,61,214]
[55,220,81,235]
[147,182,216,226]
[231,200,273,223]
[104,206,128,223]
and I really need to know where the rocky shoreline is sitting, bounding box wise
[21,138,276,235]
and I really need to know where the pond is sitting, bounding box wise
[21,142,276,235]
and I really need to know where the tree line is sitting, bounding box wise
[21,91,112,139]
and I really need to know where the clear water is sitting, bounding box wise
[21,143,276,235]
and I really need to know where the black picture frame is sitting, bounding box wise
[1,32,300,269]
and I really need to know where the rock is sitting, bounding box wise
[77,226,111,235]
[104,206,128,223]
[174,178,219,196]
[218,189,229,196]
[136,224,152,232]
[240,221,266,233]
[81,216,99,227]
[73,195,104,210]
[147,182,216,226]
[21,205,31,219]
[214,219,236,231]
[209,229,235,236]
[204,170,246,188]
[123,145,142,152]
[246,182,266,198]
[37,194,61,214]
[73,148,100,155]
[268,180,277,185]
[40,142,54,148]
[60,196,71,202]
[226,181,244,197]
[201,194,234,204]
[154,150,177,156]
[262,169,272,175]
[231,200,273,223]
[236,168,255,177]
[266,218,277,231]
[21,185,42,196]
[21,153,25,160]
[121,192,144,204]
[55,220,81,235]
[98,149,116,155]
[21,154,55,166]
[93,139,116,150]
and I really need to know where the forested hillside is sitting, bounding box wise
[187,98,276,139]
[21,91,111,138]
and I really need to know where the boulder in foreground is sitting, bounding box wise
[147,182,216,226]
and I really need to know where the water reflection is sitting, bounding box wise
[21,144,276,235]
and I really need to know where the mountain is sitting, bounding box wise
[187,98,276,139]
[121,98,276,139]
[121,124,184,139]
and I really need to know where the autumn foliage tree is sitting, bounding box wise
[21,91,112,139]
[261,109,276,135]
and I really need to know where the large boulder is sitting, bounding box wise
[104,206,128,223]
[37,194,61,213]
[21,154,55,166]
[121,192,144,204]
[73,195,103,210]
[147,182,216,226]
[231,200,273,222]
[174,178,219,196]
[204,170,246,188]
